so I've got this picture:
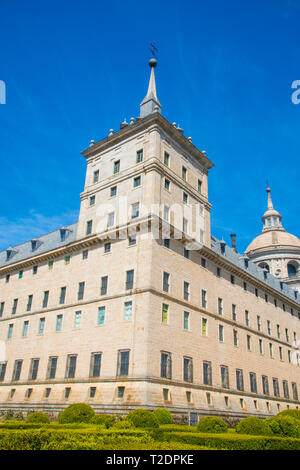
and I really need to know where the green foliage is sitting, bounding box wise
[196,416,228,434]
[58,403,95,424]
[91,414,116,428]
[153,408,173,425]
[26,412,50,424]
[265,416,300,438]
[3,410,15,421]
[235,417,272,436]
[127,409,159,429]
[276,409,300,421]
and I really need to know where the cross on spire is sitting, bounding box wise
[150,41,158,57]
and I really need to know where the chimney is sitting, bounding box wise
[230,234,237,252]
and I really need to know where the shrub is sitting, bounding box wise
[58,403,95,424]
[26,412,50,424]
[196,416,228,434]
[127,409,159,429]
[91,414,117,428]
[276,409,300,421]
[3,410,15,421]
[265,416,300,438]
[235,417,272,436]
[153,408,173,425]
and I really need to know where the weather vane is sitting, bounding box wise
[150,41,158,57]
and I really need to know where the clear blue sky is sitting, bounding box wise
[0,0,299,253]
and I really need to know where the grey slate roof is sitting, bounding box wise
[0,223,78,268]
[211,235,300,306]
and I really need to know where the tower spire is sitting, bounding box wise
[261,186,283,232]
[266,186,274,210]
[140,56,161,118]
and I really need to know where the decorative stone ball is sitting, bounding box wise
[149,57,157,68]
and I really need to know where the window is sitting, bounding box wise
[48,260,54,270]
[42,291,49,308]
[182,166,187,180]
[0,362,7,382]
[47,357,58,379]
[243,282,247,291]
[183,311,190,330]
[219,325,224,342]
[183,217,188,233]
[285,328,289,342]
[128,236,136,246]
[5,274,10,283]
[233,329,238,347]
[162,303,169,324]
[64,387,71,399]
[183,248,190,259]
[107,212,115,227]
[259,339,263,354]
[7,324,13,339]
[136,149,143,163]
[125,270,134,290]
[163,238,170,249]
[131,202,140,219]
[118,386,125,398]
[186,391,191,403]
[198,179,202,193]
[66,354,77,379]
[29,359,39,381]
[161,352,172,379]
[255,288,259,297]
[22,321,29,337]
[124,301,133,321]
[216,267,221,278]
[201,290,207,308]
[38,318,45,335]
[283,380,289,399]
[65,256,70,265]
[104,242,111,253]
[86,220,93,235]
[133,176,141,187]
[269,343,273,358]
[164,179,170,190]
[183,281,189,301]
[59,287,66,305]
[250,372,257,393]
[113,160,120,174]
[90,352,102,378]
[221,365,229,389]
[183,192,188,204]
[12,360,23,381]
[33,265,38,275]
[100,276,108,295]
[93,170,99,183]
[201,257,206,268]
[89,195,95,206]
[202,318,207,336]
[203,361,212,386]
[163,205,169,221]
[163,272,170,293]
[273,378,280,397]
[247,335,251,351]
[89,387,96,398]
[230,275,235,285]
[236,369,244,391]
[78,282,85,300]
[18,270,23,279]
[56,314,63,332]
[257,315,261,331]
[0,302,4,317]
[262,376,269,395]
[279,346,283,360]
[117,350,130,376]
[232,304,237,321]
[97,307,105,325]
[25,388,33,399]
[164,152,170,166]
[183,357,193,383]
[292,383,298,401]
[245,310,249,326]
[74,311,82,328]
[110,185,117,197]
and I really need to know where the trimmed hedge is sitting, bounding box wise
[26,412,50,424]
[196,416,228,434]
[91,414,117,428]
[58,403,95,424]
[276,409,300,421]
[265,416,300,438]
[127,409,159,429]
[163,431,300,450]
[153,409,173,425]
[236,417,272,436]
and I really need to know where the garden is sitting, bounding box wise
[0,405,300,450]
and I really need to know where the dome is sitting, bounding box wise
[245,229,300,254]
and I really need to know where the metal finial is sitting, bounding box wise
[149,41,158,57]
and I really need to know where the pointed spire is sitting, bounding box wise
[266,187,274,210]
[261,186,284,232]
[140,58,161,118]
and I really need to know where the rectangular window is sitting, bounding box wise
[243,282,247,291]
[107,212,115,227]
[183,192,188,204]
[164,178,170,190]
[56,314,63,332]
[97,306,106,325]
[48,260,54,270]
[245,310,249,326]
[82,249,88,260]
[128,236,136,246]
[219,324,224,342]
[236,369,244,391]
[90,352,102,378]
[93,170,99,183]
[202,318,207,336]
[162,303,169,324]
[198,179,202,193]
[29,358,39,381]
[64,255,70,265]
[74,311,82,328]
[250,372,257,393]
[163,238,170,248]
[78,282,85,300]
[110,185,117,197]
[64,387,71,399]
[86,220,93,235]
[100,276,108,295]
[279,346,283,360]
[42,291,49,308]
[218,298,223,315]
[118,386,125,398]
[232,304,237,321]
[163,205,169,221]
[18,270,23,279]
[7,324,13,339]
[262,375,269,395]
[247,335,251,351]
[267,320,271,335]
[182,166,187,180]
[59,287,66,305]
[161,351,172,379]
[117,350,130,376]
[125,270,134,290]
[124,301,133,321]
[292,383,298,401]
[259,339,263,354]
[201,290,207,309]
[22,321,29,337]
[47,357,58,379]
[183,281,189,301]
[221,365,229,389]
[233,329,238,347]
[133,176,141,187]
[257,315,261,331]
[230,275,235,285]
[285,328,289,342]
[0,302,4,317]
[131,202,140,219]
[89,387,96,398]
[183,357,193,383]
[33,265,38,275]
[5,274,10,283]
[164,152,170,166]
[201,257,206,268]
[183,311,190,330]
[104,242,111,253]
[203,361,212,386]
[183,248,190,259]
[273,378,280,397]
[12,299,18,315]
[163,272,170,293]
[283,380,289,399]
[89,195,95,206]
[269,343,273,358]
[113,160,120,174]
[38,318,45,335]
[136,149,143,163]
[66,354,77,379]
[12,360,23,381]
[183,217,188,233]
[0,362,7,382]
[216,267,221,277]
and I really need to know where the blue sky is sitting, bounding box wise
[0,0,299,253]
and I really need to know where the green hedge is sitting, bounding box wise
[163,431,300,450]
[236,417,272,436]
[160,424,197,433]
[58,403,95,424]
[197,416,228,433]
[127,409,159,429]
[276,409,300,421]
[153,409,173,425]
[26,412,50,424]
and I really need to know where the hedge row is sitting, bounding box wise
[163,431,300,450]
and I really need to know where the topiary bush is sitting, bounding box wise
[196,416,228,434]
[153,408,173,425]
[235,417,272,436]
[265,416,300,438]
[276,409,300,421]
[26,412,50,424]
[58,403,95,424]
[91,414,117,428]
[127,409,159,429]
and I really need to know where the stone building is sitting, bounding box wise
[0,58,300,423]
